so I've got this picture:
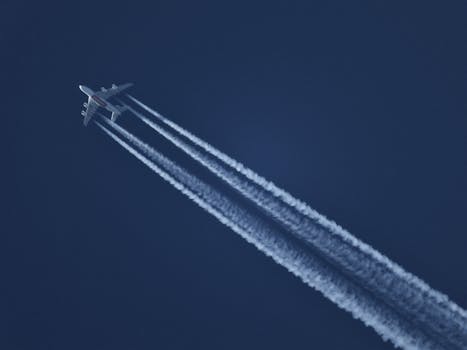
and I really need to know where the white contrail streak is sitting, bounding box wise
[95,119,447,350]
[125,98,467,347]
[124,97,467,349]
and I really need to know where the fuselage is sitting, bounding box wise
[79,85,118,113]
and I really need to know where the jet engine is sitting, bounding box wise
[83,102,88,108]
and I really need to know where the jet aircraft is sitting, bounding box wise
[79,83,133,126]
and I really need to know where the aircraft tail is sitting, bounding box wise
[111,105,128,122]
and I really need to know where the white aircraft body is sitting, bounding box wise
[79,83,133,126]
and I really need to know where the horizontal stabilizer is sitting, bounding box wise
[111,111,119,122]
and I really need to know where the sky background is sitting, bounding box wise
[3,1,467,349]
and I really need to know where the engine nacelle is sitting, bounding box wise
[83,102,88,108]
[81,110,86,116]
[112,83,117,88]
[101,87,106,91]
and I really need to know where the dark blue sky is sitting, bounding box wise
[4,1,467,349]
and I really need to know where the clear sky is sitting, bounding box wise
[4,1,467,349]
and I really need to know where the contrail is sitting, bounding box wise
[124,98,467,349]
[95,118,449,349]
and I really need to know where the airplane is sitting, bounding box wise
[79,83,133,126]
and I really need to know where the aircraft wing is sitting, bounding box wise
[82,98,98,126]
[95,83,133,100]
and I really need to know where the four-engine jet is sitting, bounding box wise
[79,83,133,126]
